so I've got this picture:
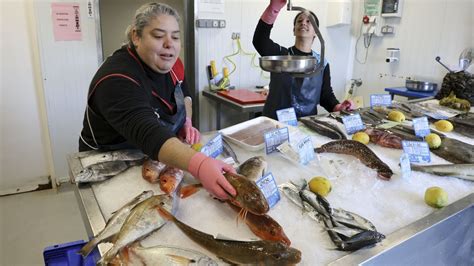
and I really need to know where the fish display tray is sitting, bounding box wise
[219,116,292,151]
[43,240,99,266]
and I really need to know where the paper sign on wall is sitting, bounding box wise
[51,3,82,41]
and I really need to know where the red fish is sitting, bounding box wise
[142,158,166,183]
[159,167,184,195]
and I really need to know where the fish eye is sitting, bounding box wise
[270,229,276,236]
[272,254,281,260]
[243,195,251,201]
[160,202,164,206]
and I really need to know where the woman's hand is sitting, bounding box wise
[178,117,201,144]
[333,99,356,112]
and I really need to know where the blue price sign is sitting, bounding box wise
[400,153,411,179]
[201,133,223,158]
[370,94,392,107]
[342,114,366,134]
[413,117,430,137]
[264,127,289,154]
[276,108,298,126]
[402,141,431,163]
[256,172,280,208]
[297,136,314,165]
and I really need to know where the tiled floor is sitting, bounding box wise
[0,184,88,266]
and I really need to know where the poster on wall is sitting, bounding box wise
[51,2,82,41]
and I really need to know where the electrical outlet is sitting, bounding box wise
[212,20,219,28]
[219,20,226,28]
[231,32,240,39]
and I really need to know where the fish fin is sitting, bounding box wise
[218,256,238,265]
[156,205,174,221]
[78,237,99,257]
[166,254,194,265]
[179,184,202,199]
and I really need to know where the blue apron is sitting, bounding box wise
[263,48,327,119]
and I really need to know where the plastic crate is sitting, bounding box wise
[43,240,100,266]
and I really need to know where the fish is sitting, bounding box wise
[364,127,403,149]
[84,149,146,165]
[337,230,385,251]
[98,194,176,265]
[431,138,474,164]
[332,208,377,232]
[300,117,346,140]
[299,186,332,219]
[78,190,154,257]
[227,203,291,246]
[117,244,218,266]
[237,156,267,181]
[159,167,184,195]
[222,136,240,164]
[315,140,393,180]
[411,163,474,181]
[142,158,166,184]
[156,207,302,265]
[179,183,202,199]
[224,172,270,215]
[325,225,364,239]
[76,158,145,183]
[310,117,348,139]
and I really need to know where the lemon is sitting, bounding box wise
[352,132,370,145]
[308,176,332,197]
[434,120,453,132]
[425,133,442,149]
[191,143,203,151]
[387,110,405,122]
[424,187,448,208]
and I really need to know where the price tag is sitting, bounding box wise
[413,117,430,137]
[425,112,449,120]
[400,153,411,179]
[370,94,392,107]
[276,108,298,126]
[296,136,314,165]
[342,114,366,134]
[201,133,223,158]
[256,172,280,208]
[402,141,431,163]
[264,127,289,154]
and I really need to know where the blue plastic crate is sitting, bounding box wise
[43,240,100,266]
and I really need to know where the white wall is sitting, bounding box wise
[196,0,354,131]
[350,0,474,104]
[1,0,51,192]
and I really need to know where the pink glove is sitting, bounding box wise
[333,100,356,112]
[188,152,237,200]
[261,0,287,24]
[178,117,201,145]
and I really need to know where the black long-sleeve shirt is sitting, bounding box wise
[79,46,190,158]
[253,19,339,112]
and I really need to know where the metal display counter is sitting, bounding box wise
[69,110,473,265]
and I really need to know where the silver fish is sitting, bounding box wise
[119,244,218,266]
[338,230,385,251]
[78,190,154,257]
[332,208,376,232]
[238,156,267,181]
[222,136,240,163]
[325,224,364,239]
[411,163,474,181]
[75,159,144,183]
[84,149,146,164]
[98,194,176,265]
[299,187,332,219]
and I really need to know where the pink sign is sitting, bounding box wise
[51,3,82,41]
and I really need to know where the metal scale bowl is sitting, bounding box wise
[259,0,325,77]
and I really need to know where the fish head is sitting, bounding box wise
[225,172,269,215]
[149,194,174,212]
[136,190,154,201]
[377,170,393,180]
[75,168,93,183]
[262,242,302,265]
[159,175,176,195]
[264,222,292,246]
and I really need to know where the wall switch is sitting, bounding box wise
[212,20,219,28]
[219,20,226,28]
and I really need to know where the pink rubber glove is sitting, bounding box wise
[188,152,237,200]
[261,0,287,24]
[178,117,201,145]
[333,100,356,112]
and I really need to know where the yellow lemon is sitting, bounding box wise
[191,143,203,151]
[387,110,405,122]
[434,120,453,132]
[352,132,370,145]
[425,133,442,149]
[424,187,448,208]
[308,176,332,197]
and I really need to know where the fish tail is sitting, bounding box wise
[78,237,99,257]
[179,184,202,198]
[166,254,195,265]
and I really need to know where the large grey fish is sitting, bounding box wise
[98,194,176,265]
[300,117,346,140]
[411,163,474,181]
[315,140,393,180]
[84,149,146,165]
[237,156,267,181]
[157,207,302,265]
[78,190,154,257]
[75,158,145,183]
[117,244,218,266]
